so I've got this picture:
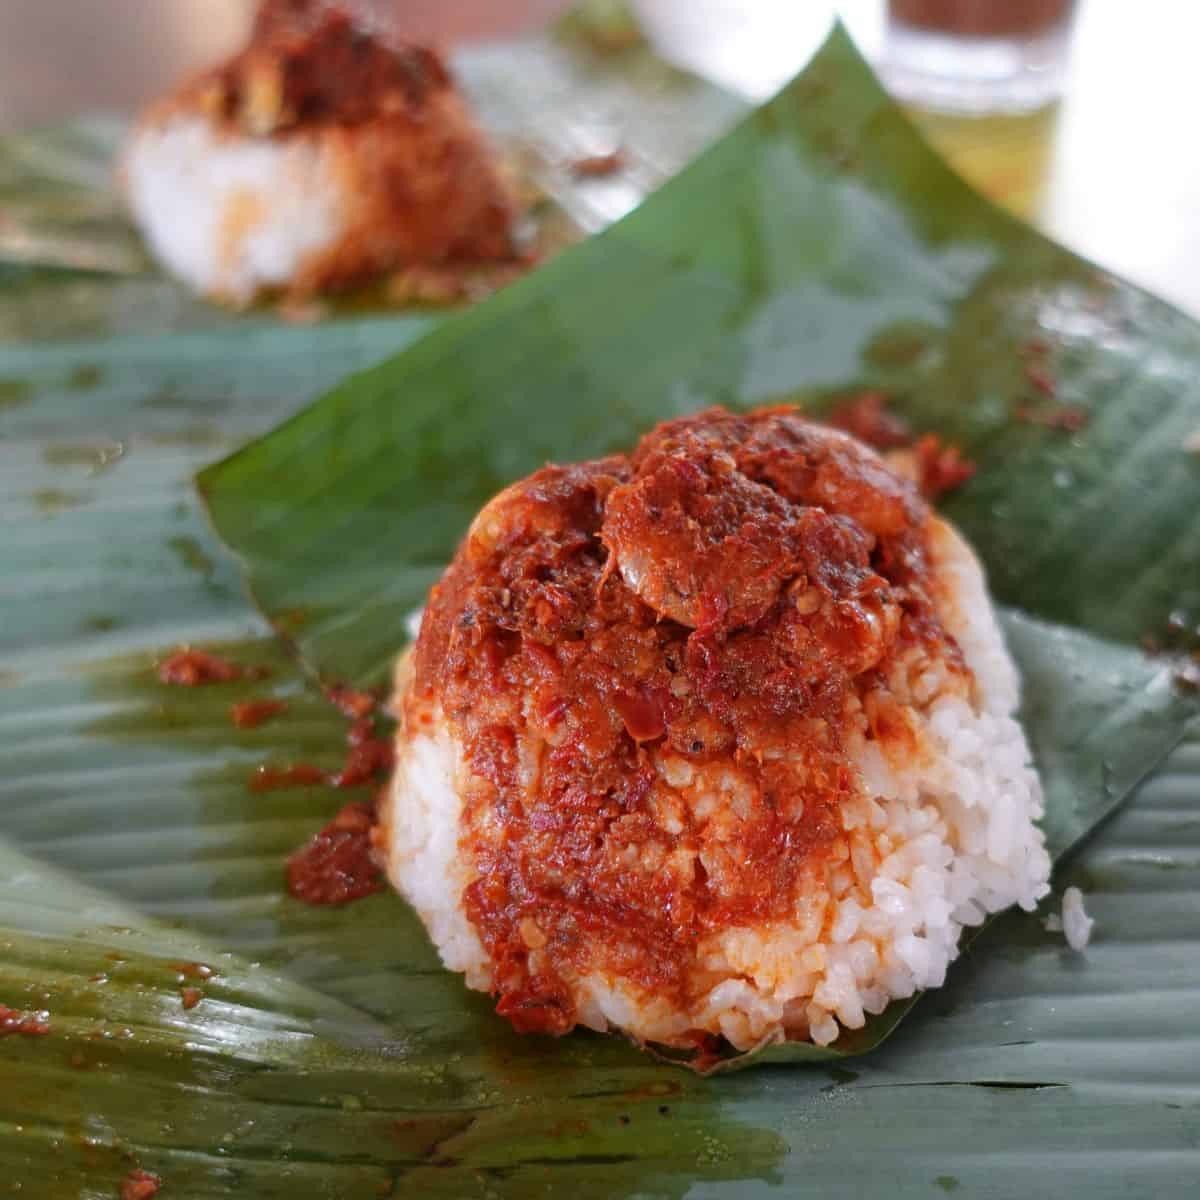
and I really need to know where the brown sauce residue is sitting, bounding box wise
[158,648,267,686]
[1023,361,1057,398]
[570,149,626,178]
[231,698,288,728]
[828,393,976,501]
[170,962,215,981]
[0,1005,50,1037]
[912,433,976,501]
[1175,660,1200,692]
[287,799,386,904]
[250,725,393,794]
[827,390,912,450]
[1015,404,1088,432]
[237,680,395,901]
[1141,611,1200,693]
[325,684,377,720]
[329,718,395,788]
[1015,338,1086,429]
[120,1169,162,1200]
[407,406,964,1035]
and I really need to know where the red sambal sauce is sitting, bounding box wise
[206,5,452,134]
[230,697,288,728]
[0,1005,50,1037]
[287,799,385,904]
[158,648,264,686]
[330,718,394,787]
[120,1169,162,1200]
[408,407,965,1036]
[826,390,912,450]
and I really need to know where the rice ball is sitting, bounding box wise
[381,407,1050,1053]
[123,2,516,305]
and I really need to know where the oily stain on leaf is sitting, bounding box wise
[165,535,216,577]
[42,440,125,472]
[29,486,90,514]
[0,937,571,1196]
[66,362,106,389]
[0,377,32,408]
[9,949,786,1198]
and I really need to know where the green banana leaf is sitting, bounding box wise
[3,22,1199,1200]
[0,18,740,345]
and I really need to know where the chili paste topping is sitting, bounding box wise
[407,407,965,1034]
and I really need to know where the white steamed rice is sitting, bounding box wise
[124,117,341,304]
[384,517,1052,1049]
[1046,885,1094,951]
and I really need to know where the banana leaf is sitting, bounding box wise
[3,23,1200,1199]
[0,19,742,344]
